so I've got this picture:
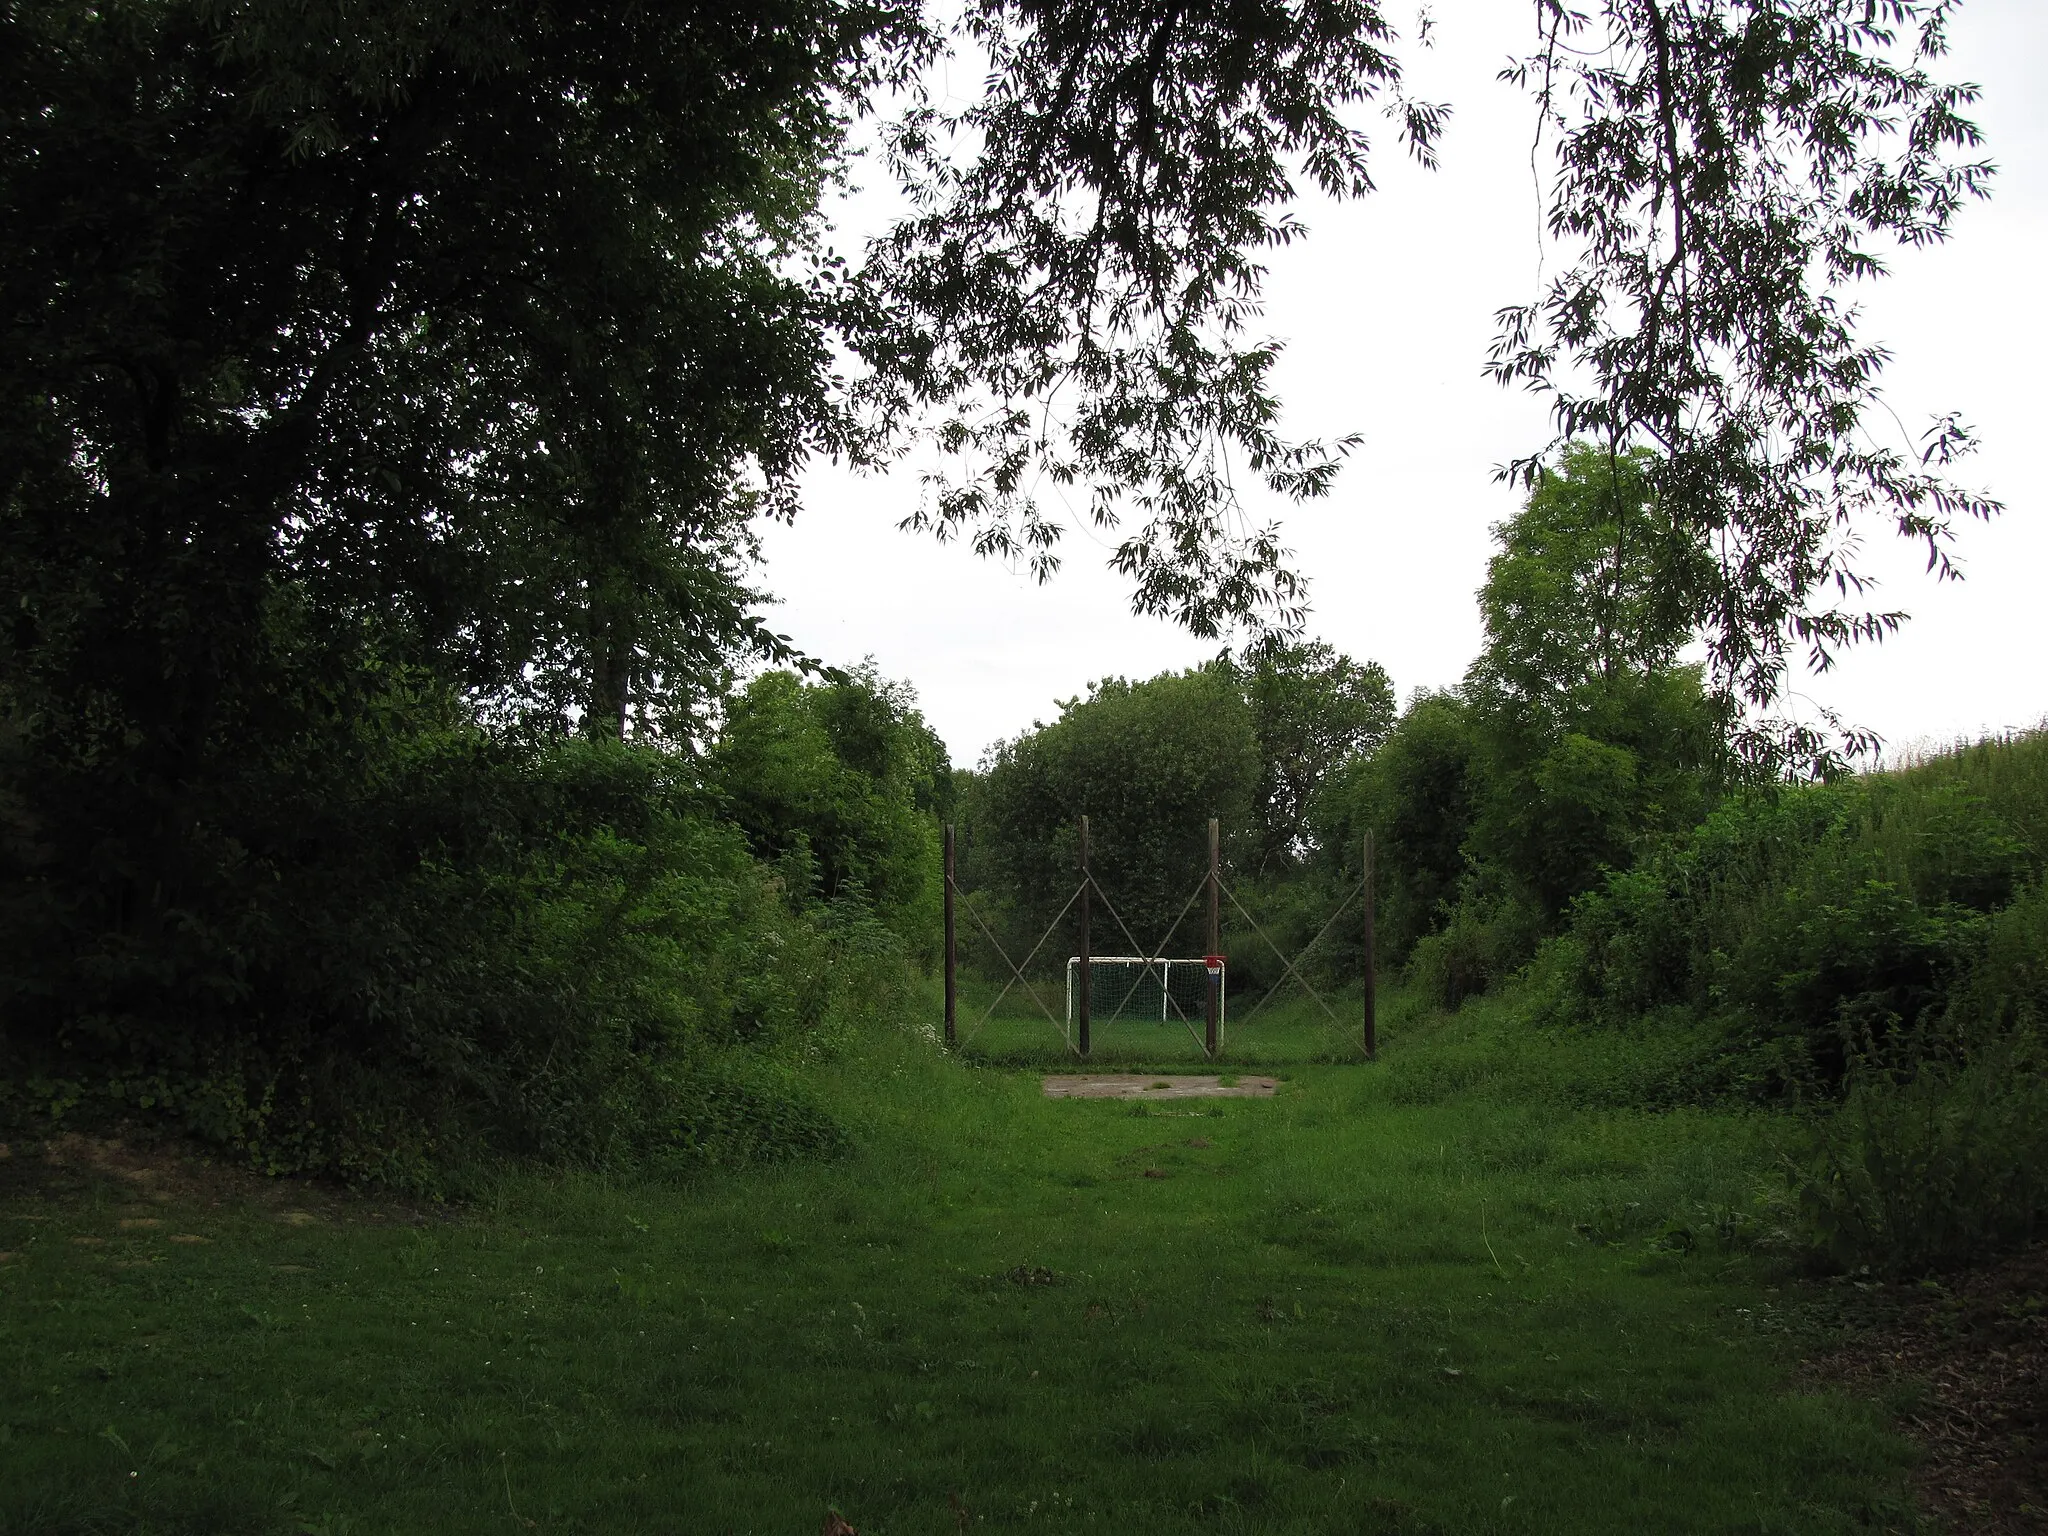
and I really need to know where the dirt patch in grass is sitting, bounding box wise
[1042,1074,1277,1099]
[0,1131,446,1227]
[1801,1245,2048,1534]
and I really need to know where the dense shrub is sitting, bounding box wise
[1312,691,1481,963]
[1,701,929,1190]
[1463,667,1724,928]
[1217,867,1360,1003]
[1789,882,2048,1274]
[1313,669,1720,1010]
[1945,878,2048,1033]
[1798,1024,2048,1275]
[708,667,949,962]
[1407,895,1547,1012]
[1556,743,2042,1088]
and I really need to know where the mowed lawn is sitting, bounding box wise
[1,999,1917,1535]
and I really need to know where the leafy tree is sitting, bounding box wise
[1468,668,1723,925]
[1313,691,1483,960]
[1,2,939,1137]
[1471,444,1711,708]
[1464,444,1725,922]
[1489,0,1997,771]
[868,0,1444,635]
[708,667,949,949]
[4,0,1999,764]
[2,0,891,749]
[1239,641,1395,874]
[862,1,1997,757]
[964,644,1391,961]
[1317,445,1725,979]
[972,666,1259,958]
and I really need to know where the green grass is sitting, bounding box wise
[0,987,1921,1535]
[954,976,1376,1067]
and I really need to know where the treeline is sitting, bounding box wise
[951,643,1392,996]
[954,447,1724,1002]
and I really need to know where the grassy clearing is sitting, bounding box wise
[954,979,1374,1068]
[1,987,1920,1535]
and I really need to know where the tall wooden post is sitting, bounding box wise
[1077,816,1092,1058]
[1205,816,1221,1059]
[1363,831,1378,1061]
[943,822,957,1049]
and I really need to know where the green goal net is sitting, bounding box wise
[1065,955,1223,1041]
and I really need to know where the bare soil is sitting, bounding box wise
[1040,1074,1277,1099]
[1802,1246,2048,1533]
[0,1131,445,1228]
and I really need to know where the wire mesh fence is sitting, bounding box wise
[942,819,1377,1067]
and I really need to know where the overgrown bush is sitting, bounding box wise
[708,667,950,964]
[1538,731,2048,1273]
[1798,1025,2048,1275]
[1556,739,2043,1087]
[0,708,928,1190]
[1406,895,1546,1011]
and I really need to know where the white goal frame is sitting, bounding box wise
[1065,955,1225,1049]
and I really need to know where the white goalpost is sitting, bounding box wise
[1065,955,1225,1044]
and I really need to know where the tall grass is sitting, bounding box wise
[1799,1025,2048,1275]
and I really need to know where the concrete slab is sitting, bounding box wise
[1041,1074,1277,1099]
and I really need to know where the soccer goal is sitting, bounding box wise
[1066,955,1223,1051]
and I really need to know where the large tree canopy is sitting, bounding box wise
[872,0,1995,769]
[1488,0,1996,769]
[4,0,1997,755]
[864,0,1446,636]
[1,0,914,751]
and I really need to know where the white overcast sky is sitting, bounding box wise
[756,0,2047,770]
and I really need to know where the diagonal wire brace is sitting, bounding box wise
[1094,875,1204,1020]
[1221,882,1351,1031]
[1234,883,1361,1029]
[952,877,1082,1050]
[1088,876,1216,1055]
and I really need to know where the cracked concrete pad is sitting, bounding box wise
[1041,1074,1277,1099]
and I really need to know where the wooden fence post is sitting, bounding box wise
[1363,831,1377,1061]
[943,822,956,1049]
[1205,816,1221,1059]
[1077,815,1092,1058]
